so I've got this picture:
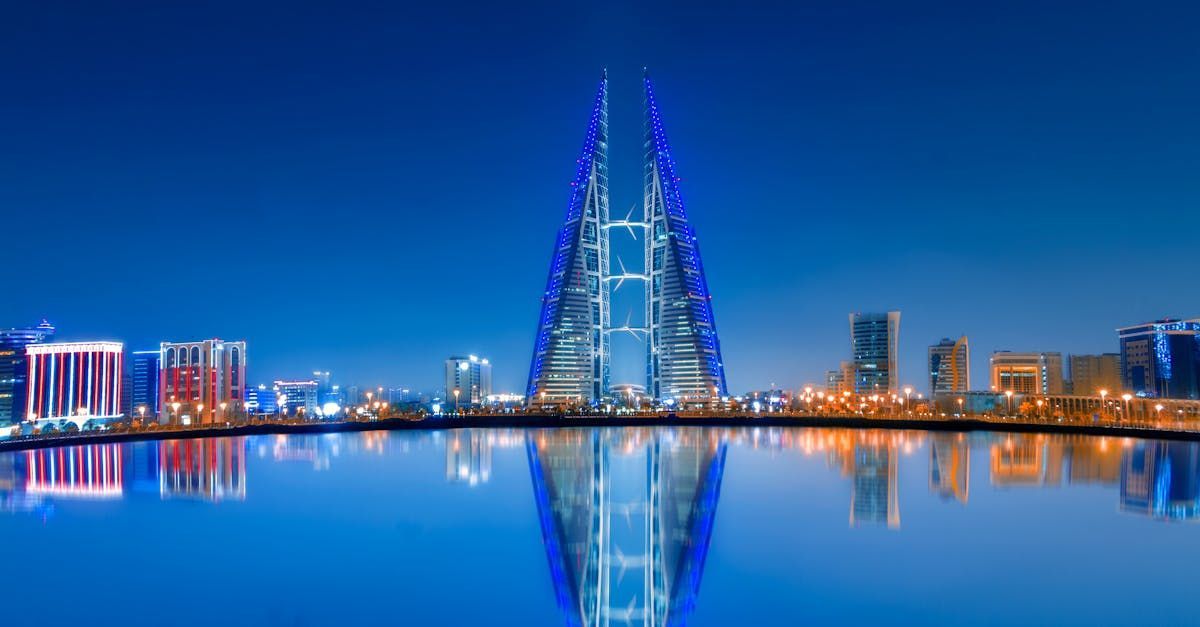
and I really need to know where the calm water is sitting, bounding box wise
[1,427,1197,626]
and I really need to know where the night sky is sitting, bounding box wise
[4,1,1199,394]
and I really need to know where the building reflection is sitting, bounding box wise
[527,428,726,627]
[1120,441,1200,521]
[930,434,969,504]
[159,438,246,502]
[446,430,491,485]
[25,444,124,499]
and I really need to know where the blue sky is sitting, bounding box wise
[3,1,1198,394]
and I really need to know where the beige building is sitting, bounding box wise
[990,351,1065,395]
[1067,353,1121,396]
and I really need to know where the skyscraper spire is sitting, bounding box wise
[643,72,728,401]
[526,73,611,405]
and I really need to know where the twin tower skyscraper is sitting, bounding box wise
[526,70,727,406]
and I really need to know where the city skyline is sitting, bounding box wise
[5,2,1200,394]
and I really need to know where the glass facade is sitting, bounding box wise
[0,321,55,425]
[526,73,610,405]
[129,349,161,417]
[1118,318,1200,399]
[643,73,727,401]
[850,312,901,395]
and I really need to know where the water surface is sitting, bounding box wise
[1,427,1196,626]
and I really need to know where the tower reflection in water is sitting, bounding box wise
[527,428,726,627]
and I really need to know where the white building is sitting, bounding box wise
[444,355,492,407]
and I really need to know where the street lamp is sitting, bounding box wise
[453,388,461,413]
[1035,399,1044,418]
[1005,390,1014,415]
[171,402,181,424]
[957,398,964,417]
[1121,393,1132,421]
[1099,389,1108,419]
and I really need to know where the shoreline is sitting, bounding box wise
[2,414,1199,453]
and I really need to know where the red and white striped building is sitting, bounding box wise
[25,341,124,423]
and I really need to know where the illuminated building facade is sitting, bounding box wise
[643,71,727,403]
[1067,353,1121,396]
[526,71,728,405]
[246,383,277,414]
[526,71,611,405]
[0,320,55,425]
[25,341,123,426]
[850,311,901,395]
[928,336,970,395]
[129,349,161,418]
[990,351,1065,395]
[445,355,493,406]
[1118,318,1200,399]
[274,380,318,415]
[160,339,246,424]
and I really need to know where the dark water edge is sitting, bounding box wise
[3,413,1199,453]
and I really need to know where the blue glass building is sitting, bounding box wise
[129,349,162,418]
[1118,318,1200,399]
[0,320,55,425]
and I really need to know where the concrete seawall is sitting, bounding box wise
[2,414,1199,453]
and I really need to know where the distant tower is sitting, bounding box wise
[526,72,611,405]
[643,71,728,402]
[850,311,901,395]
[928,336,970,395]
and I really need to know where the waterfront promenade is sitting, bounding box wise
[3,410,1200,453]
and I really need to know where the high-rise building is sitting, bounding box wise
[850,311,901,395]
[0,320,55,425]
[25,341,123,426]
[526,71,728,406]
[445,355,492,407]
[274,380,318,415]
[526,72,611,405]
[643,71,728,403]
[990,351,1065,395]
[160,339,247,424]
[1067,353,1121,396]
[1118,318,1200,399]
[129,349,161,419]
[928,336,970,395]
